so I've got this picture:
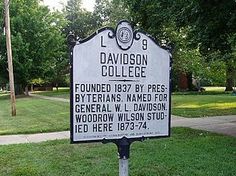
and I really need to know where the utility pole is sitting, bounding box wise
[4,0,16,116]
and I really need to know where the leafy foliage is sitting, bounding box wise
[94,0,131,28]
[64,0,101,38]
[64,0,130,39]
[0,0,67,91]
[123,0,236,89]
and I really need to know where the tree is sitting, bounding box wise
[172,0,236,91]
[64,0,101,38]
[94,0,131,27]
[123,0,236,91]
[122,0,196,90]
[0,1,7,89]
[64,0,131,39]
[39,11,68,91]
[0,0,67,94]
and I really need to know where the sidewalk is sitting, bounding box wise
[0,115,235,145]
[0,131,70,145]
[171,115,236,137]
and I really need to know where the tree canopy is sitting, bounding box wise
[0,0,67,93]
[124,0,236,90]
[64,0,101,38]
[64,0,130,39]
[1,0,235,93]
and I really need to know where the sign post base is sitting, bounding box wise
[119,158,128,176]
[103,137,144,176]
[116,137,130,176]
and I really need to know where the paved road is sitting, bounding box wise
[0,115,235,145]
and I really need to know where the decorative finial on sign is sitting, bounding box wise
[115,20,134,50]
[67,32,76,48]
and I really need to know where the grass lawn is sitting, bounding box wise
[203,86,226,92]
[32,87,236,117]
[0,128,235,176]
[203,86,236,92]
[1,86,235,135]
[0,95,69,135]
[172,94,236,117]
[0,91,9,95]
[32,87,70,99]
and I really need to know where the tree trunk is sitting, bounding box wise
[187,72,194,91]
[31,84,34,92]
[225,64,234,91]
[178,72,188,91]
[56,83,59,92]
[24,85,29,96]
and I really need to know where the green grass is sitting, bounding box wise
[1,86,235,135]
[33,87,236,118]
[203,86,226,92]
[172,94,236,117]
[203,86,236,92]
[0,91,9,96]
[0,128,235,176]
[32,87,70,99]
[0,95,69,135]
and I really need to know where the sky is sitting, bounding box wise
[43,0,96,12]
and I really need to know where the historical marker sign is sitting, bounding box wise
[71,20,171,143]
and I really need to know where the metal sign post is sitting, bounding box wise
[117,138,130,176]
[69,20,171,175]
[119,159,128,176]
